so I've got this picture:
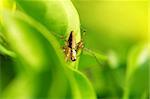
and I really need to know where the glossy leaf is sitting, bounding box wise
[1,1,96,98]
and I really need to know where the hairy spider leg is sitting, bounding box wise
[78,28,106,65]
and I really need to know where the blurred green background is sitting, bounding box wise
[72,0,149,98]
[0,0,149,99]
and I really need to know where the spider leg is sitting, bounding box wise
[76,40,84,53]
[82,47,107,66]
[51,31,67,41]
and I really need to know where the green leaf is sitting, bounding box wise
[0,44,16,57]
[123,43,149,99]
[71,68,96,99]
[15,0,81,68]
[48,67,96,99]
[1,4,96,99]
[15,0,81,43]
[2,10,63,72]
[0,32,14,57]
[0,23,16,57]
[126,44,149,78]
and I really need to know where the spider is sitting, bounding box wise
[53,29,102,64]
[63,31,84,61]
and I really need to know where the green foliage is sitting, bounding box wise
[123,44,149,99]
[0,0,149,99]
[72,0,149,98]
[0,0,96,99]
